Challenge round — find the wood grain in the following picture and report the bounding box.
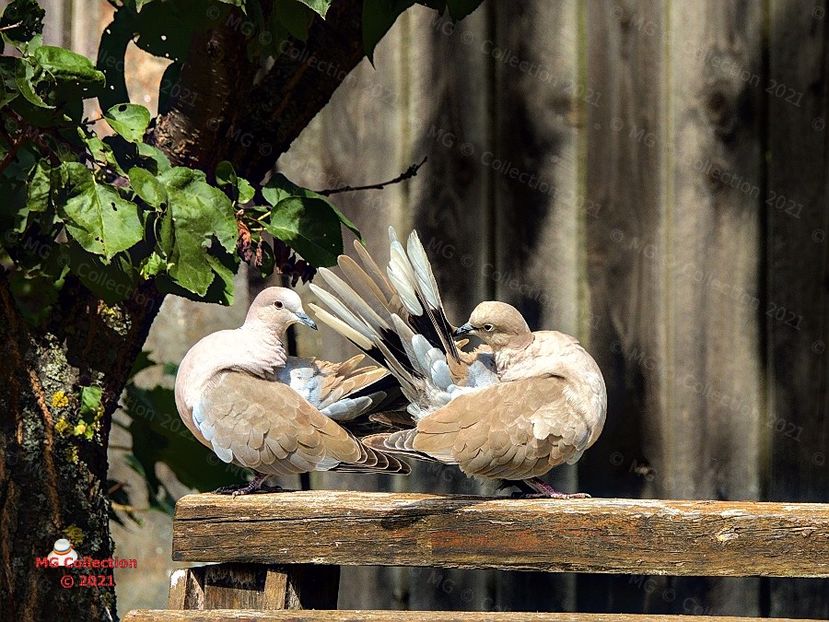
[490,0,582,611]
[172,491,829,577]
[578,0,669,611]
[124,609,827,622]
[766,0,829,617]
[403,4,498,611]
[662,0,766,614]
[167,563,339,610]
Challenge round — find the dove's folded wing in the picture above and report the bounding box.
[193,371,409,475]
[412,376,592,480]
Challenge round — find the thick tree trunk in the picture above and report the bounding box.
[0,1,366,619]
[0,279,164,621]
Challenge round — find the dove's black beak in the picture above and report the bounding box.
[453,322,474,337]
[295,311,318,330]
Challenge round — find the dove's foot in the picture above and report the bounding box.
[509,478,591,499]
[213,475,285,496]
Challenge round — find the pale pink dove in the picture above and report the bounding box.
[308,228,606,498]
[174,286,409,495]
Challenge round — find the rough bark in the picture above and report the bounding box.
[0,1,367,619]
[0,277,165,621]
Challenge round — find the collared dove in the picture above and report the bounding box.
[309,228,606,498]
[174,286,410,495]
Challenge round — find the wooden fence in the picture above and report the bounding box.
[20,0,829,618]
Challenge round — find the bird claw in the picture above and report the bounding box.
[510,478,591,499]
[212,475,285,496]
[513,491,592,500]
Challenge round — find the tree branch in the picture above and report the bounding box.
[226,0,366,182]
[315,157,428,196]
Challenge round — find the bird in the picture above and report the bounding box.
[174,286,410,496]
[308,228,606,498]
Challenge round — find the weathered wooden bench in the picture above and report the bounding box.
[125,491,829,621]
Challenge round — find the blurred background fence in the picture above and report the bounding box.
[19,0,829,618]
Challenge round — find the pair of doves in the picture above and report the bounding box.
[175,228,607,497]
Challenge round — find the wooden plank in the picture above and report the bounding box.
[275,7,414,611]
[167,563,339,610]
[172,491,829,577]
[397,4,497,611]
[578,0,669,611]
[169,569,205,610]
[659,0,766,615]
[766,0,829,618]
[124,609,827,622]
[490,0,582,611]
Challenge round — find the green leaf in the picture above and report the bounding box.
[0,0,45,45]
[362,0,413,62]
[204,248,237,305]
[67,243,137,303]
[265,196,343,266]
[445,0,484,20]
[263,173,360,239]
[136,142,171,174]
[158,167,236,296]
[274,0,315,41]
[139,251,166,279]
[60,162,143,260]
[80,386,103,418]
[128,167,167,208]
[261,172,297,206]
[8,268,64,325]
[26,161,51,213]
[104,103,151,142]
[296,0,331,18]
[33,46,105,94]
[216,160,255,204]
[15,60,52,108]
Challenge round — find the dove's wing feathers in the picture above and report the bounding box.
[312,227,486,418]
[275,355,394,421]
[195,371,409,475]
[411,376,592,480]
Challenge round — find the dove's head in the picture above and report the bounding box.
[453,301,531,349]
[245,287,317,334]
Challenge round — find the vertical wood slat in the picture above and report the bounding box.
[166,564,340,611]
[766,0,829,617]
[278,8,412,611]
[491,0,581,612]
[405,4,496,611]
[661,0,765,614]
[580,0,669,613]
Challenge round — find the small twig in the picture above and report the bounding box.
[110,502,149,513]
[0,21,22,33]
[315,156,428,196]
[107,481,127,495]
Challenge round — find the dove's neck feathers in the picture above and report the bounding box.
[177,321,288,414]
[238,319,289,373]
[494,331,585,381]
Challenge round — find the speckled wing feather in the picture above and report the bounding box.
[195,371,409,475]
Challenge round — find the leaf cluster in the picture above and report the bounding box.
[0,0,360,315]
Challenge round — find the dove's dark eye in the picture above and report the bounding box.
[274,301,284,309]
[483,323,494,332]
